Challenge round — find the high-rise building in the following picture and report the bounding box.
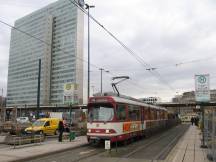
[7,0,84,107]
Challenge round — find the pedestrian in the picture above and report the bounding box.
[58,120,64,142]
[191,117,194,125]
[195,116,199,126]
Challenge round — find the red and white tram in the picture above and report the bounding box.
[87,95,168,143]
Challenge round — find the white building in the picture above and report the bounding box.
[140,97,161,104]
[7,0,84,107]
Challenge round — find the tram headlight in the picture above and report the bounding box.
[88,129,91,133]
[105,129,109,133]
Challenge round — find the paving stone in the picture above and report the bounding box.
[167,125,211,162]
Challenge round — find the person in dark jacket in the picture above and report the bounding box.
[58,121,64,142]
[195,116,199,126]
[191,117,194,125]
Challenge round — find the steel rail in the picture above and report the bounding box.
[153,126,189,160]
[123,125,189,159]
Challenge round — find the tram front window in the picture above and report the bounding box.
[89,105,114,122]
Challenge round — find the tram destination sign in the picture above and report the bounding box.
[195,74,210,103]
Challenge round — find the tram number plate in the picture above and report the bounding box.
[105,140,111,150]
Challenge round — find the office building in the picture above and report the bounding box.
[7,0,84,107]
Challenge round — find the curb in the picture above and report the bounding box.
[9,143,89,162]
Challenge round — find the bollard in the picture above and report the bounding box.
[115,137,117,153]
[39,135,41,144]
[13,137,15,149]
[69,132,75,142]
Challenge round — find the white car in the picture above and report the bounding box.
[16,117,30,123]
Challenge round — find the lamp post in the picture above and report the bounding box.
[1,88,3,108]
[85,3,95,100]
[99,68,109,95]
[37,59,41,119]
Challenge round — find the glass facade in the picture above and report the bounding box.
[7,0,84,107]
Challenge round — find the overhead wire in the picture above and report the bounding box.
[98,56,215,72]
[0,19,148,95]
[146,56,216,71]
[107,71,148,94]
[1,1,168,96]
[3,1,213,97]
[68,0,175,92]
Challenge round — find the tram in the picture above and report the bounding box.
[87,94,169,143]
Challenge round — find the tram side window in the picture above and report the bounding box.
[154,110,157,120]
[165,112,168,119]
[159,111,162,119]
[144,108,149,120]
[161,111,165,119]
[116,104,126,121]
[150,110,154,120]
[128,105,140,121]
[157,111,160,120]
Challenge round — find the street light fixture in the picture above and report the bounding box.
[146,68,157,71]
[85,3,95,101]
[99,68,109,95]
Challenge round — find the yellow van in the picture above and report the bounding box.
[25,118,61,135]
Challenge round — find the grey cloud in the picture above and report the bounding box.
[1,0,216,101]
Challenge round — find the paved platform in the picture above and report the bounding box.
[0,136,87,162]
[0,125,210,162]
[166,125,210,162]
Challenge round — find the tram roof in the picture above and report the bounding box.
[111,96,166,111]
[91,94,166,111]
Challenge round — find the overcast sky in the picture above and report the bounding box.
[0,0,216,102]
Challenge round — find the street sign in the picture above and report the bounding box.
[195,74,210,102]
[105,140,111,150]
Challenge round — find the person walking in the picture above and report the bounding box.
[58,120,64,142]
[191,117,194,125]
[195,116,199,126]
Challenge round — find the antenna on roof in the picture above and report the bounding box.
[111,76,130,96]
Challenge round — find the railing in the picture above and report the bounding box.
[11,135,43,149]
[203,106,216,161]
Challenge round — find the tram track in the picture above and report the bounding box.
[123,124,189,160]
[122,131,171,158]
[153,126,189,160]
[27,124,189,162]
[27,144,106,162]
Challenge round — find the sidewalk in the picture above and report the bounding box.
[0,136,87,162]
[166,125,210,162]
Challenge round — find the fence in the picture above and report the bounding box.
[203,106,216,161]
[5,134,44,149]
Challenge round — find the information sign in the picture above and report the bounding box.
[195,74,210,102]
[105,140,111,150]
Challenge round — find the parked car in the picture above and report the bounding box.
[25,118,61,135]
[16,117,30,124]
